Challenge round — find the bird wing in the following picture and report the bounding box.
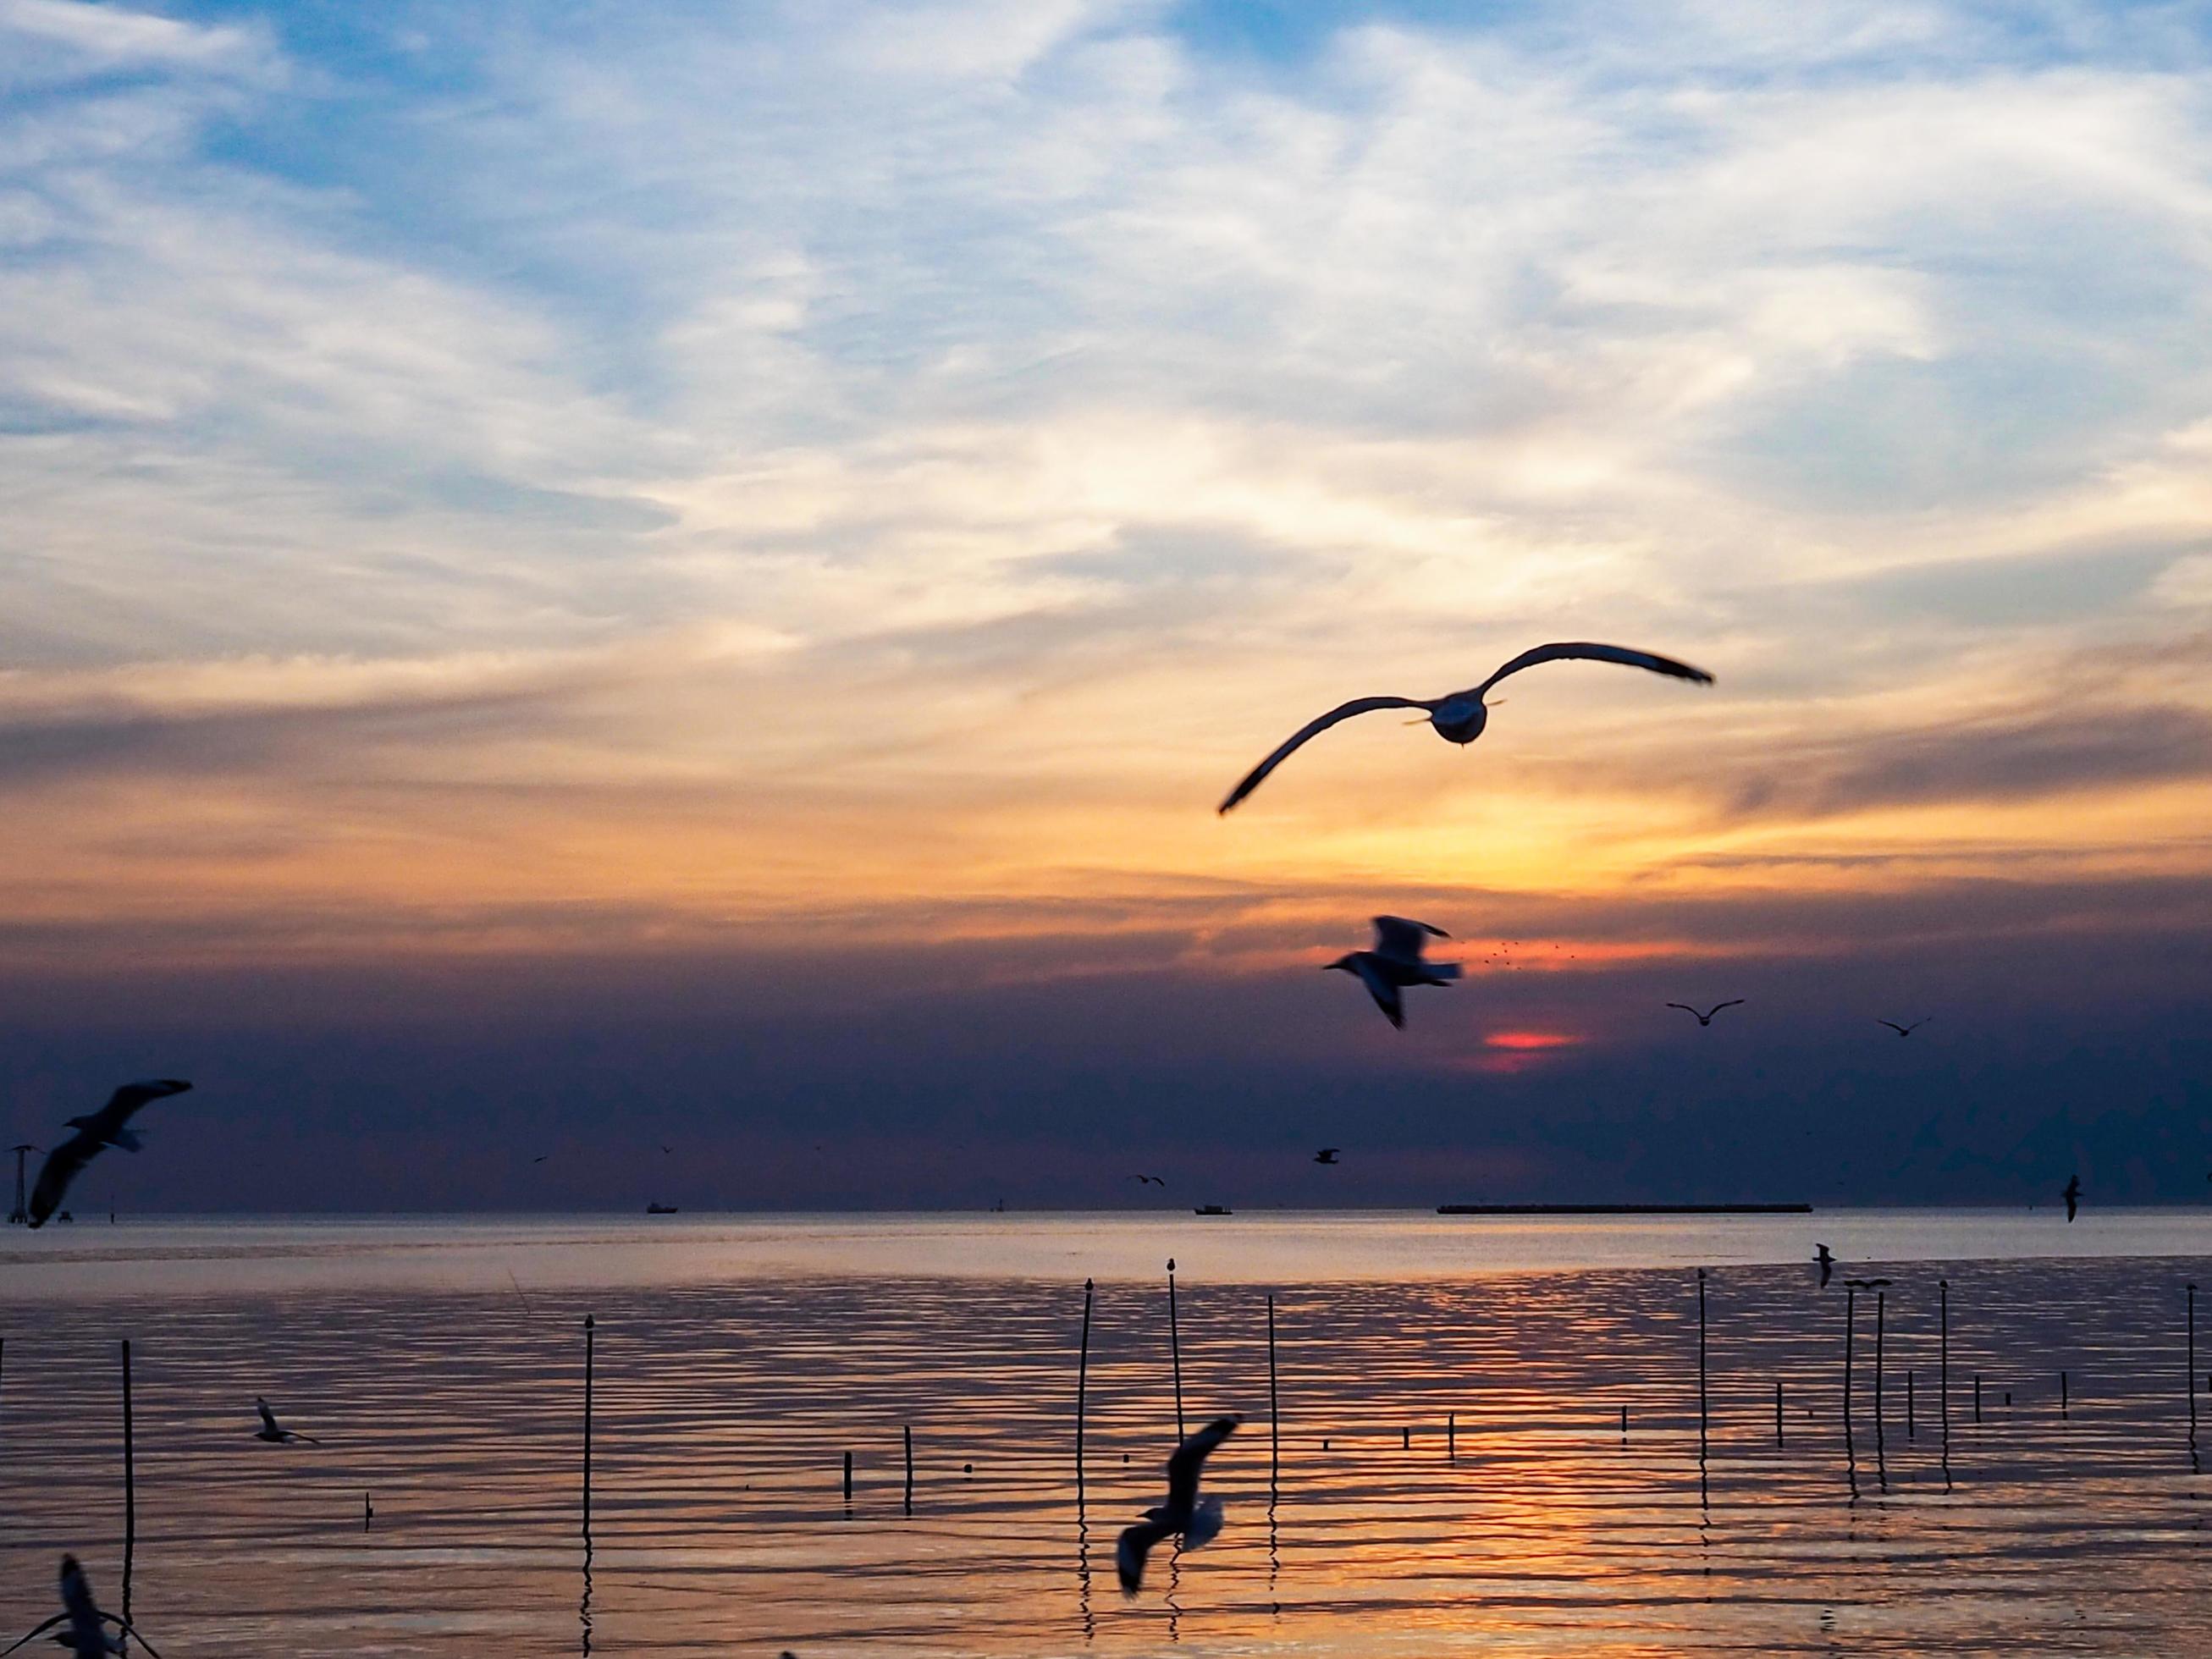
[1877,1020,1906,1035]
[1165,1415,1238,1512]
[1371,916,1446,960]
[101,1615,163,1659]
[0,1613,67,1657]
[1665,1003,1698,1016]
[257,1400,280,1435]
[1116,1518,1174,1594]
[100,1079,191,1123]
[1217,697,1432,813]
[1351,959,1404,1028]
[27,1131,98,1227]
[1470,641,1715,700]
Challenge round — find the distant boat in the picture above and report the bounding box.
[645,1203,680,1215]
[1194,1204,1233,1216]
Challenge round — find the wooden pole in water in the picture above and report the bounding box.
[903,1425,914,1516]
[1939,1279,1950,1449]
[1619,1403,1627,1444]
[2060,1370,2068,1419]
[1696,1270,1708,1460]
[1448,1410,1456,1463]
[1974,1372,1982,1423]
[1906,1370,1915,1440]
[1873,1291,1886,1447]
[582,1315,594,1538]
[843,1450,853,1504]
[2189,1284,2198,1444]
[1266,1292,1279,1493]
[1775,1380,1784,1448]
[1167,1259,1184,1440]
[1076,1278,1094,1489]
[120,1338,135,1637]
[1841,1284,1856,1463]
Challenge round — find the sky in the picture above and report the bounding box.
[3,0,2210,1213]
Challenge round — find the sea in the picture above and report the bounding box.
[5,1209,2212,1656]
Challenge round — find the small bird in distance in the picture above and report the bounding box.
[1814,1243,1834,1288]
[1876,1018,1930,1038]
[1313,1148,1341,1165]
[28,1080,190,1230]
[1668,1000,1744,1027]
[1218,641,1714,813]
[253,1397,323,1446]
[1327,917,1460,1030]
[1132,1174,1166,1187]
[1117,1414,1239,1594]
[2063,1173,2081,1223]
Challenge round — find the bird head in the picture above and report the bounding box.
[1323,954,1357,973]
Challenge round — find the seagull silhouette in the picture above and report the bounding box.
[1667,1000,1744,1027]
[0,1556,163,1659]
[254,1397,323,1446]
[1117,1414,1238,1594]
[2063,1173,2081,1223]
[1326,917,1460,1030]
[1132,1174,1167,1188]
[1814,1243,1834,1288]
[1218,641,1713,813]
[1876,1018,1930,1038]
[28,1080,190,1230]
[1314,1148,1341,1165]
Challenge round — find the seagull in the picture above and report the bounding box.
[1876,1018,1930,1038]
[1217,642,1714,813]
[1326,917,1460,1029]
[1132,1174,1167,1187]
[532,1155,549,1164]
[0,1556,163,1659]
[1667,1000,1744,1027]
[254,1397,323,1446]
[2063,1174,2081,1223]
[27,1081,190,1230]
[1117,1414,1239,1594]
[1314,1148,1341,1165]
[1815,1243,1834,1288]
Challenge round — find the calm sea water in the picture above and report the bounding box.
[5,1210,2212,1655]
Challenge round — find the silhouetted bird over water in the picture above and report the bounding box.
[1668,1000,1744,1027]
[1815,1243,1834,1288]
[4,1555,163,1658]
[1314,1148,1341,1165]
[1326,917,1460,1029]
[254,1397,323,1446]
[28,1079,190,1229]
[1876,1018,1930,1038]
[1217,641,1714,813]
[1117,1415,1238,1594]
[1132,1174,1166,1187]
[2064,1174,2081,1223]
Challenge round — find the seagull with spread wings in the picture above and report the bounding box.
[1313,1148,1341,1165]
[1877,1018,1930,1038]
[2063,1174,2082,1224]
[0,1556,163,1659]
[254,1397,323,1446]
[1117,1415,1239,1594]
[1815,1243,1834,1288]
[1326,917,1460,1030]
[1218,642,1714,813]
[27,1080,190,1229]
[1667,1000,1745,1027]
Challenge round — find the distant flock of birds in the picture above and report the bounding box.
[0,640,2113,1613]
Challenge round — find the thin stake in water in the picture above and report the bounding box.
[1167,1259,1184,1440]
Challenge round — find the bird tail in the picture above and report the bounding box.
[1429,963,1463,983]
[1184,1496,1225,1552]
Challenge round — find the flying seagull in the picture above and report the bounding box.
[1815,1243,1834,1288]
[0,1556,163,1659]
[27,1080,190,1230]
[1217,641,1714,813]
[1667,1000,1744,1027]
[254,1397,323,1446]
[1117,1414,1239,1595]
[1314,1148,1341,1165]
[1132,1174,1167,1187]
[1876,1018,1930,1038]
[1327,917,1460,1030]
[2063,1174,2081,1224]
